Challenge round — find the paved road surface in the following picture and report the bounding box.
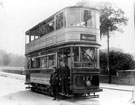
[0,72,134,105]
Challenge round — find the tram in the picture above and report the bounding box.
[25,6,102,96]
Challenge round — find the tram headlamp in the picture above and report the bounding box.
[86,80,91,87]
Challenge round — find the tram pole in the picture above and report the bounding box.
[107,29,111,83]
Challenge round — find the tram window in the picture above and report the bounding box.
[30,30,35,36]
[35,36,39,39]
[31,36,34,41]
[81,47,95,63]
[31,58,40,68]
[40,24,46,36]
[73,47,79,62]
[49,21,54,32]
[26,35,29,44]
[46,21,54,34]
[56,12,64,30]
[35,58,40,68]
[41,56,48,68]
[44,56,48,68]
[35,28,39,36]
[58,47,71,68]
[48,55,56,68]
[83,10,94,27]
[31,58,34,68]
[66,9,81,27]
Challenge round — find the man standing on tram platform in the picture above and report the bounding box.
[50,67,59,100]
[59,59,70,95]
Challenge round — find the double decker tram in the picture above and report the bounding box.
[25,6,102,97]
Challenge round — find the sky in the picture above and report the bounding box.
[0,0,135,55]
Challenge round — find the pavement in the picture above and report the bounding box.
[0,72,25,80]
[100,83,135,92]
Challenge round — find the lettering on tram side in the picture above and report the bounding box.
[80,34,96,41]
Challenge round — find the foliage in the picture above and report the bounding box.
[97,2,128,37]
[9,53,25,67]
[0,49,25,67]
[2,53,11,66]
[100,50,135,75]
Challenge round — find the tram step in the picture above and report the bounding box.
[26,86,31,89]
[58,93,74,97]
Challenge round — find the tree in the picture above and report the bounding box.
[2,53,11,66]
[98,2,128,37]
[100,50,135,75]
[97,2,128,83]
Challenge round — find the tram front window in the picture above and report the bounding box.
[81,47,94,62]
[83,10,94,27]
[73,47,97,67]
[66,8,95,28]
[81,47,95,67]
[66,8,81,27]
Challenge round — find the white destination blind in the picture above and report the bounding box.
[80,34,96,41]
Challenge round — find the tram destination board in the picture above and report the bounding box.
[80,34,96,41]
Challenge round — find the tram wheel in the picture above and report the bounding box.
[31,87,35,92]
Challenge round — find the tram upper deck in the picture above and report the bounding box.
[25,6,100,55]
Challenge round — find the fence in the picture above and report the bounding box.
[100,70,135,85]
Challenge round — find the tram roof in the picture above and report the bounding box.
[25,6,100,35]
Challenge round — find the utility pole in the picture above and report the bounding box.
[107,29,111,83]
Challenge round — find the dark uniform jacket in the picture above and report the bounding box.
[50,72,59,86]
[59,65,70,79]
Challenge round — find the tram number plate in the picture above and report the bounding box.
[80,34,96,41]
